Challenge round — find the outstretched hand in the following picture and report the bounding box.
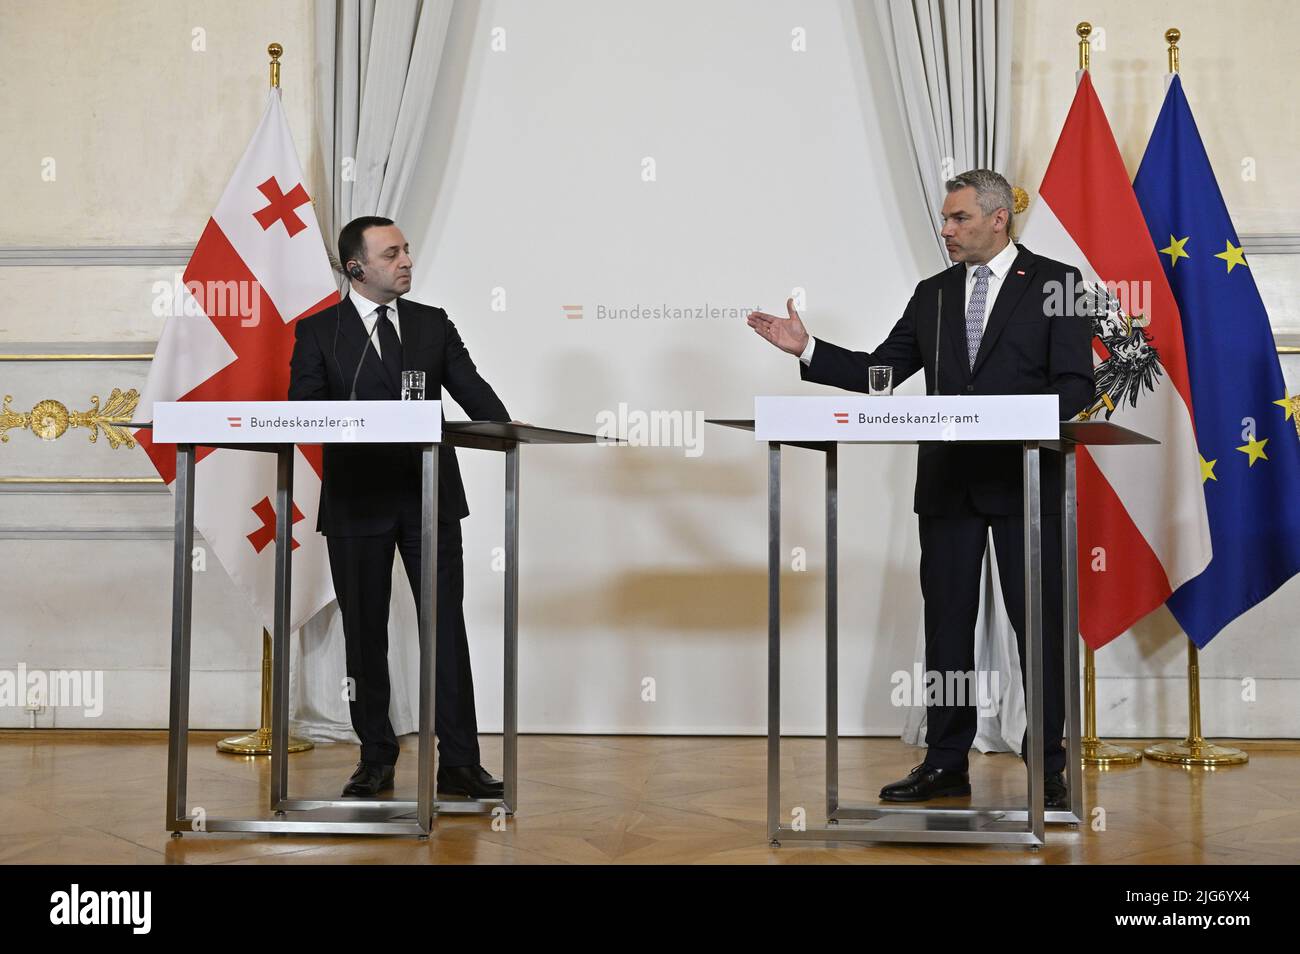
[746,298,810,356]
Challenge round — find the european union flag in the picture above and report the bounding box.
[1133,74,1300,647]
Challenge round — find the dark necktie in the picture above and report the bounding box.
[375,304,403,390]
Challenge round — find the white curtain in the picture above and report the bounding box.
[313,0,456,245]
[870,0,1025,757]
[901,529,1027,754]
[873,0,1014,258]
[291,0,456,745]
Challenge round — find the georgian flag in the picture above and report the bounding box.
[1019,72,1212,648]
[136,90,340,631]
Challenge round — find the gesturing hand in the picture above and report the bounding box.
[746,298,810,357]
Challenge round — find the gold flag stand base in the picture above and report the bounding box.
[217,728,315,756]
[1081,737,1143,766]
[1143,737,1248,766]
[1143,640,1248,767]
[217,628,315,757]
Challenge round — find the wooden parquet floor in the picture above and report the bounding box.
[1,731,1295,864]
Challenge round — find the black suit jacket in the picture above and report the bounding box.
[800,244,1094,516]
[288,295,509,535]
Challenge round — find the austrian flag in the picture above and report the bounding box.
[137,90,339,631]
[1020,72,1212,648]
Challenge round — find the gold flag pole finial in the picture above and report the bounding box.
[268,42,283,89]
[1077,22,1092,72]
[1165,28,1181,74]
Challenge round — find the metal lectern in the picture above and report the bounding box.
[710,395,1156,848]
[151,401,603,837]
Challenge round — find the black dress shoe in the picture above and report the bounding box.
[1044,771,1068,810]
[879,763,971,802]
[437,764,504,799]
[341,761,395,797]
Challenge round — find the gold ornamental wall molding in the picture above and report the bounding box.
[0,388,140,448]
[0,349,153,483]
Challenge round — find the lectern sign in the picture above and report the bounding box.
[754,395,1060,442]
[153,400,442,444]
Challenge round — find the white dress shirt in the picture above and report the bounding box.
[349,286,402,359]
[798,240,1019,366]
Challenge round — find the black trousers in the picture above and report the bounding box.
[917,510,1067,775]
[326,513,481,767]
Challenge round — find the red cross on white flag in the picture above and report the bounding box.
[253,176,313,237]
[136,90,340,631]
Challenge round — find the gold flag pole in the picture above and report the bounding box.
[218,629,314,755]
[1063,22,1143,767]
[217,41,313,758]
[1081,645,1141,765]
[1145,640,1248,765]
[1139,28,1245,768]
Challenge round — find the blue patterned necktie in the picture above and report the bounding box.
[965,264,992,370]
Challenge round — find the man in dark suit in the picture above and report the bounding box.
[747,170,1094,809]
[289,215,509,799]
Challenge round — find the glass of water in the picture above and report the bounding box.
[868,365,893,396]
[401,369,426,401]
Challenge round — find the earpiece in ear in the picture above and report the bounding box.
[347,263,364,281]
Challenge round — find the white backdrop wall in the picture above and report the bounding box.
[1,0,1296,741]
[402,0,936,735]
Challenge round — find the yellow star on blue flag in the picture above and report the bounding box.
[1133,75,1300,647]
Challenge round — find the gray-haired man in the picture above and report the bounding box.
[747,170,1095,808]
